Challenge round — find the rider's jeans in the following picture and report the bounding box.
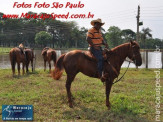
[90,46,104,76]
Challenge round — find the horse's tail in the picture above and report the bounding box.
[51,51,57,65]
[9,50,16,69]
[41,50,47,56]
[52,54,65,80]
[25,50,28,62]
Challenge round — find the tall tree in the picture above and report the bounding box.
[121,29,136,42]
[35,31,52,47]
[105,26,122,48]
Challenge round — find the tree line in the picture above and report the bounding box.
[0,12,162,49]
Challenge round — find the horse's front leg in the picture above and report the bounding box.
[105,80,113,110]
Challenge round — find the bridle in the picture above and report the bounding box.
[112,43,140,84]
[128,43,141,65]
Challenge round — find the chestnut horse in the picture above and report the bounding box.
[24,48,34,73]
[9,47,26,76]
[41,47,56,72]
[52,41,142,109]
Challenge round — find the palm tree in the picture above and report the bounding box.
[140,27,152,49]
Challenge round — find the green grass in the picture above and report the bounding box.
[0,47,12,54]
[0,68,162,121]
[0,47,87,55]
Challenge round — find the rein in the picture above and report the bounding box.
[112,60,131,84]
[103,43,139,84]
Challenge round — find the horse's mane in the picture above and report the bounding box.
[107,42,130,63]
[111,42,130,52]
[111,41,140,52]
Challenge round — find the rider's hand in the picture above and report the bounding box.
[105,43,109,49]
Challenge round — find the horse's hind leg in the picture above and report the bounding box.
[53,60,56,68]
[26,61,29,73]
[22,62,25,75]
[31,60,34,72]
[17,63,20,76]
[11,63,16,76]
[66,74,76,108]
[44,60,46,71]
[48,60,51,73]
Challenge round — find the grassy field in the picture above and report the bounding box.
[0,47,12,54]
[0,68,162,122]
[0,47,86,54]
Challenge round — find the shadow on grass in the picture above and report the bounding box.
[62,104,149,122]
[12,71,39,79]
[60,93,150,122]
[54,84,150,121]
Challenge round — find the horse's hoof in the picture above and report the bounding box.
[106,102,111,110]
[106,104,111,110]
[69,104,73,108]
[107,106,111,110]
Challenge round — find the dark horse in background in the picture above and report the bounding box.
[24,48,34,73]
[41,47,56,72]
[9,46,34,76]
[52,41,142,109]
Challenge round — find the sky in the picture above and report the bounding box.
[0,0,163,39]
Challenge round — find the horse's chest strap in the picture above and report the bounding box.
[106,61,119,77]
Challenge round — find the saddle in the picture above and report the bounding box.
[42,47,50,56]
[84,48,119,81]
[43,47,50,50]
[17,47,24,55]
[84,48,112,61]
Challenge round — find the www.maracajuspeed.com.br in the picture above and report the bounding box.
[2,12,94,19]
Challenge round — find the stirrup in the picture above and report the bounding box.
[100,73,109,82]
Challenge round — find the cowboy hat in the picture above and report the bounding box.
[91,18,105,26]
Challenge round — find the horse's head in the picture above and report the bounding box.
[128,41,142,66]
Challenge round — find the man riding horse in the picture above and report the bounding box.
[86,18,109,81]
[18,43,25,54]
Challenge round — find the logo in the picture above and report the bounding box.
[2,105,33,121]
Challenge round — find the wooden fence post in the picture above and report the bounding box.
[146,50,148,69]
